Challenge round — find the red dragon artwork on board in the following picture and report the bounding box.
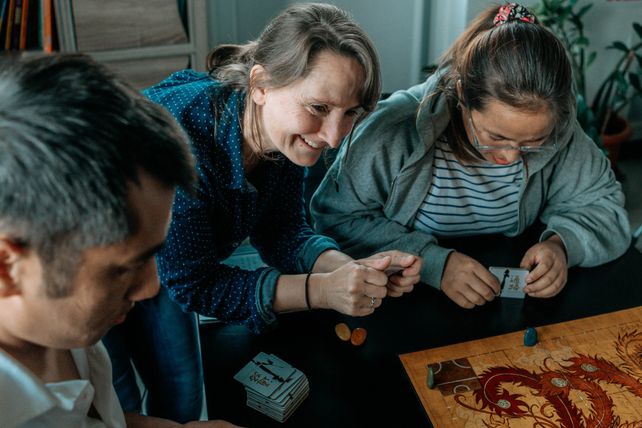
[453,330,642,427]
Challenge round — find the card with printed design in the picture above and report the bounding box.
[489,266,528,299]
[233,360,281,397]
[254,352,296,383]
[270,368,305,402]
[234,352,309,422]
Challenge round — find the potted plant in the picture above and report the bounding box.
[535,0,642,165]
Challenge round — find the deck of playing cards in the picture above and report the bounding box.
[489,266,529,299]
[234,352,309,422]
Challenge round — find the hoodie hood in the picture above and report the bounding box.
[412,71,578,176]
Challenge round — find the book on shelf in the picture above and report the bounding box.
[0,0,8,45]
[0,0,56,52]
[18,0,28,49]
[40,0,52,52]
[4,0,15,50]
[10,0,22,50]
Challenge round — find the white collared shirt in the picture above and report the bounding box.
[0,341,126,428]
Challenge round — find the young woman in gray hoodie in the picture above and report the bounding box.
[311,3,630,309]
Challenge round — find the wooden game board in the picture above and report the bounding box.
[399,307,642,427]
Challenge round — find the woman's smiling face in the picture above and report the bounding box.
[249,50,365,167]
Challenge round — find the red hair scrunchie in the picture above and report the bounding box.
[493,2,536,27]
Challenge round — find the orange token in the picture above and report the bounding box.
[350,327,367,346]
[335,323,351,341]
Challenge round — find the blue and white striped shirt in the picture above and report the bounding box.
[413,139,523,237]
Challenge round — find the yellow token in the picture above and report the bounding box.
[350,327,367,346]
[335,323,351,341]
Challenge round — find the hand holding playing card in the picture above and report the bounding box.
[359,250,422,297]
[313,258,389,316]
[520,234,568,298]
[441,252,500,308]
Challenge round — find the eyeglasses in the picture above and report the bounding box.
[467,112,557,153]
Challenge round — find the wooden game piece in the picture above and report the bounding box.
[524,327,538,346]
[426,366,435,389]
[350,327,367,346]
[334,323,351,341]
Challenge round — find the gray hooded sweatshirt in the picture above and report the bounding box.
[311,74,631,289]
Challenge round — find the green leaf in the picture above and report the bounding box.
[571,44,584,55]
[612,93,626,106]
[615,70,626,84]
[637,54,642,69]
[630,73,641,91]
[634,22,642,40]
[577,4,593,18]
[587,51,597,67]
[575,36,589,47]
[608,41,629,52]
[576,93,588,109]
[614,72,628,98]
[559,8,571,21]
[575,94,604,151]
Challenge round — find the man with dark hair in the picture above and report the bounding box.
[0,54,240,428]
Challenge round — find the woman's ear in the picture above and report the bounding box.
[0,238,24,297]
[249,64,268,106]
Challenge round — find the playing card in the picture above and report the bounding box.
[489,266,528,299]
[270,368,305,402]
[233,359,284,397]
[247,371,304,411]
[384,266,403,276]
[281,383,309,421]
[254,352,296,383]
[235,352,309,422]
[246,378,309,422]
[247,399,283,421]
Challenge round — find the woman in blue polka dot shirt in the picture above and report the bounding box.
[103,3,422,422]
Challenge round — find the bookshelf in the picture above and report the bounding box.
[54,0,208,89]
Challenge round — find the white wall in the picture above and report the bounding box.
[207,0,429,94]
[206,0,641,132]
[207,0,287,45]
[296,0,429,94]
[427,0,469,64]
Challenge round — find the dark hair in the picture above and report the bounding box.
[435,3,574,161]
[0,54,196,297]
[206,2,381,152]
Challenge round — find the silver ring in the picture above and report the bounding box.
[369,296,376,308]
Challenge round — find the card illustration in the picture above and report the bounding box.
[489,266,528,299]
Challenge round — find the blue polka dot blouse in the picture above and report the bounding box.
[145,70,339,333]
